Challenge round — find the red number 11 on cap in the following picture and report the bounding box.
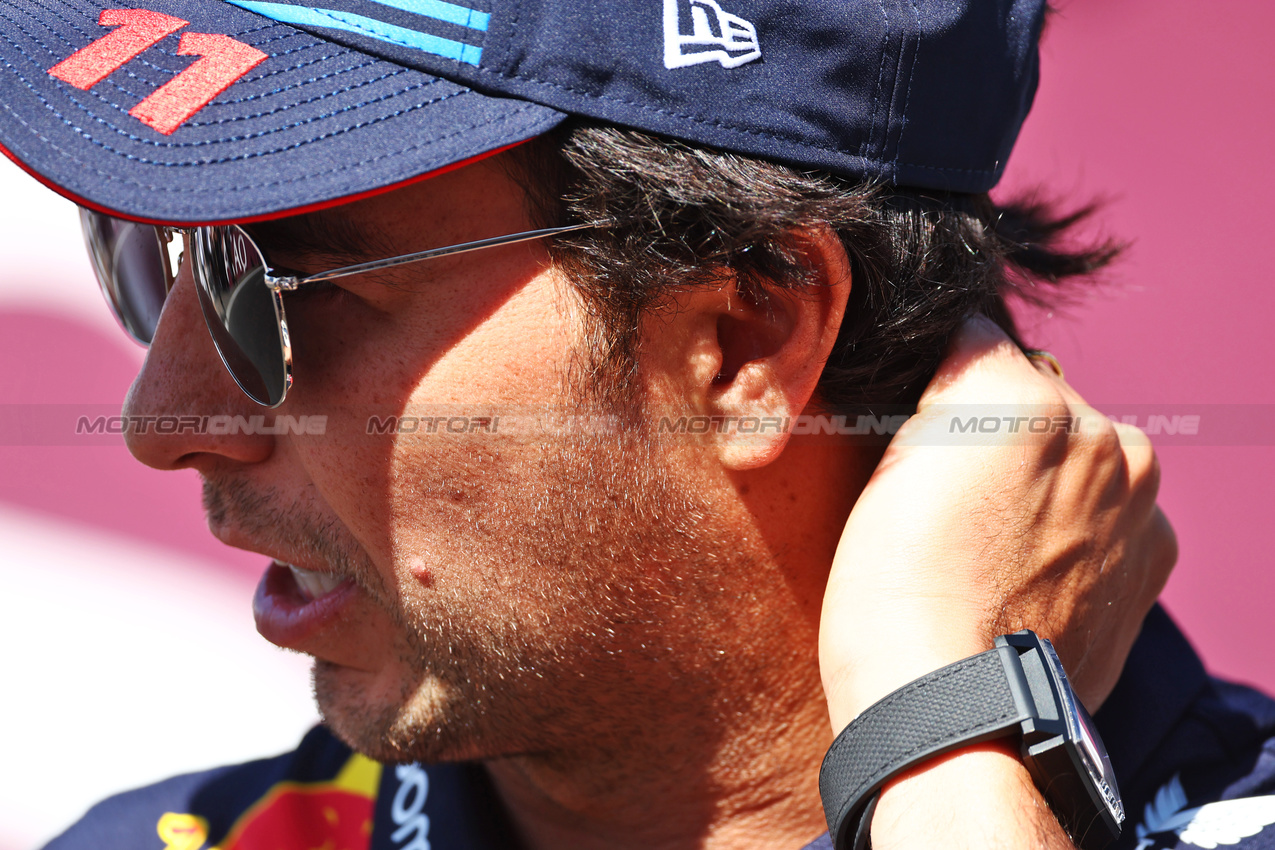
[49,9,266,135]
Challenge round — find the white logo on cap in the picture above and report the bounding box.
[662,0,760,69]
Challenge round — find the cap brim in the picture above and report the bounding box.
[0,0,563,225]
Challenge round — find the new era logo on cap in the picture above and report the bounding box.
[1,0,1048,224]
[662,0,760,70]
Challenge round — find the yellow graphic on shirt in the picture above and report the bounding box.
[157,812,210,850]
[154,753,382,850]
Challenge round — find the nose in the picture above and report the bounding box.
[123,259,275,471]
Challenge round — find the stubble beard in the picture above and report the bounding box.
[204,404,743,770]
[316,416,737,768]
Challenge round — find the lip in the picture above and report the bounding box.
[253,561,358,650]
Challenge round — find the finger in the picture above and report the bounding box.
[1113,421,1160,508]
[1016,352,1159,490]
[1020,351,1159,489]
[1027,354,1087,406]
[1019,351,1099,434]
[1008,345,1157,472]
[1111,419,1153,449]
[1048,368,1156,488]
[1144,506,1179,601]
[918,315,1060,410]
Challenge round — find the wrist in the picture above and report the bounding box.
[822,626,991,730]
[870,741,1066,849]
[818,631,1124,850]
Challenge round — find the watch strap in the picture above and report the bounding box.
[819,646,1032,850]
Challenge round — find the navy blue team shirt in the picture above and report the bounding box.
[47,607,1275,849]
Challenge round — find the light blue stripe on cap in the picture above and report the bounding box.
[368,0,489,31]
[227,0,483,65]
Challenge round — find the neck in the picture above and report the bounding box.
[485,436,869,850]
[485,652,833,850]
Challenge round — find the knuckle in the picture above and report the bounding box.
[1018,385,1068,417]
[1129,442,1162,495]
[1110,420,1153,448]
[1080,413,1124,454]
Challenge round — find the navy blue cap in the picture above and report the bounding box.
[0,0,1045,224]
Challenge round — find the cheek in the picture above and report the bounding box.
[295,263,580,408]
[377,300,583,575]
[291,302,415,410]
[290,270,587,588]
[398,270,583,405]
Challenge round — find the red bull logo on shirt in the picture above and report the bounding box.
[156,753,381,850]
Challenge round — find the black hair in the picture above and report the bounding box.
[508,120,1118,412]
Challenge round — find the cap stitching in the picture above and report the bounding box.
[9,0,98,53]
[1,21,471,152]
[2,1,198,91]
[186,67,418,127]
[2,83,549,194]
[13,0,337,93]
[495,0,519,70]
[31,0,283,46]
[210,41,360,88]
[2,0,124,67]
[863,0,889,162]
[880,10,908,169]
[191,53,386,106]
[187,70,421,127]
[19,0,281,74]
[94,49,390,118]
[5,6,433,138]
[2,41,470,159]
[77,81,461,155]
[889,0,920,170]
[1,3,1000,181]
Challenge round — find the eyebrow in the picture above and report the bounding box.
[244,208,396,270]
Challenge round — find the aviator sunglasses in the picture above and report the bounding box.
[80,208,589,407]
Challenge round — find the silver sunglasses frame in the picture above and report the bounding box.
[194,221,590,407]
[83,207,589,408]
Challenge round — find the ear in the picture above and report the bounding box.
[643,226,852,470]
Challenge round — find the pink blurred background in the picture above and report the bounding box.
[997,0,1275,693]
[1,0,1271,844]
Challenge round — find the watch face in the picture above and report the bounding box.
[1039,639,1125,824]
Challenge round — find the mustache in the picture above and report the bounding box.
[202,475,385,598]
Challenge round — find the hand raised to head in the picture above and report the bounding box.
[819,316,1176,731]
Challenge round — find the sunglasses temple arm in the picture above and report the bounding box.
[269,223,592,291]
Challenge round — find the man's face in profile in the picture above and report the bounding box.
[124,153,772,767]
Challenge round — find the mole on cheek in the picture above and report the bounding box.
[407,556,434,588]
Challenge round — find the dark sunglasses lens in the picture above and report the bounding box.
[80,209,174,345]
[191,228,289,406]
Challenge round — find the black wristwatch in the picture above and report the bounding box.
[818,630,1123,850]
